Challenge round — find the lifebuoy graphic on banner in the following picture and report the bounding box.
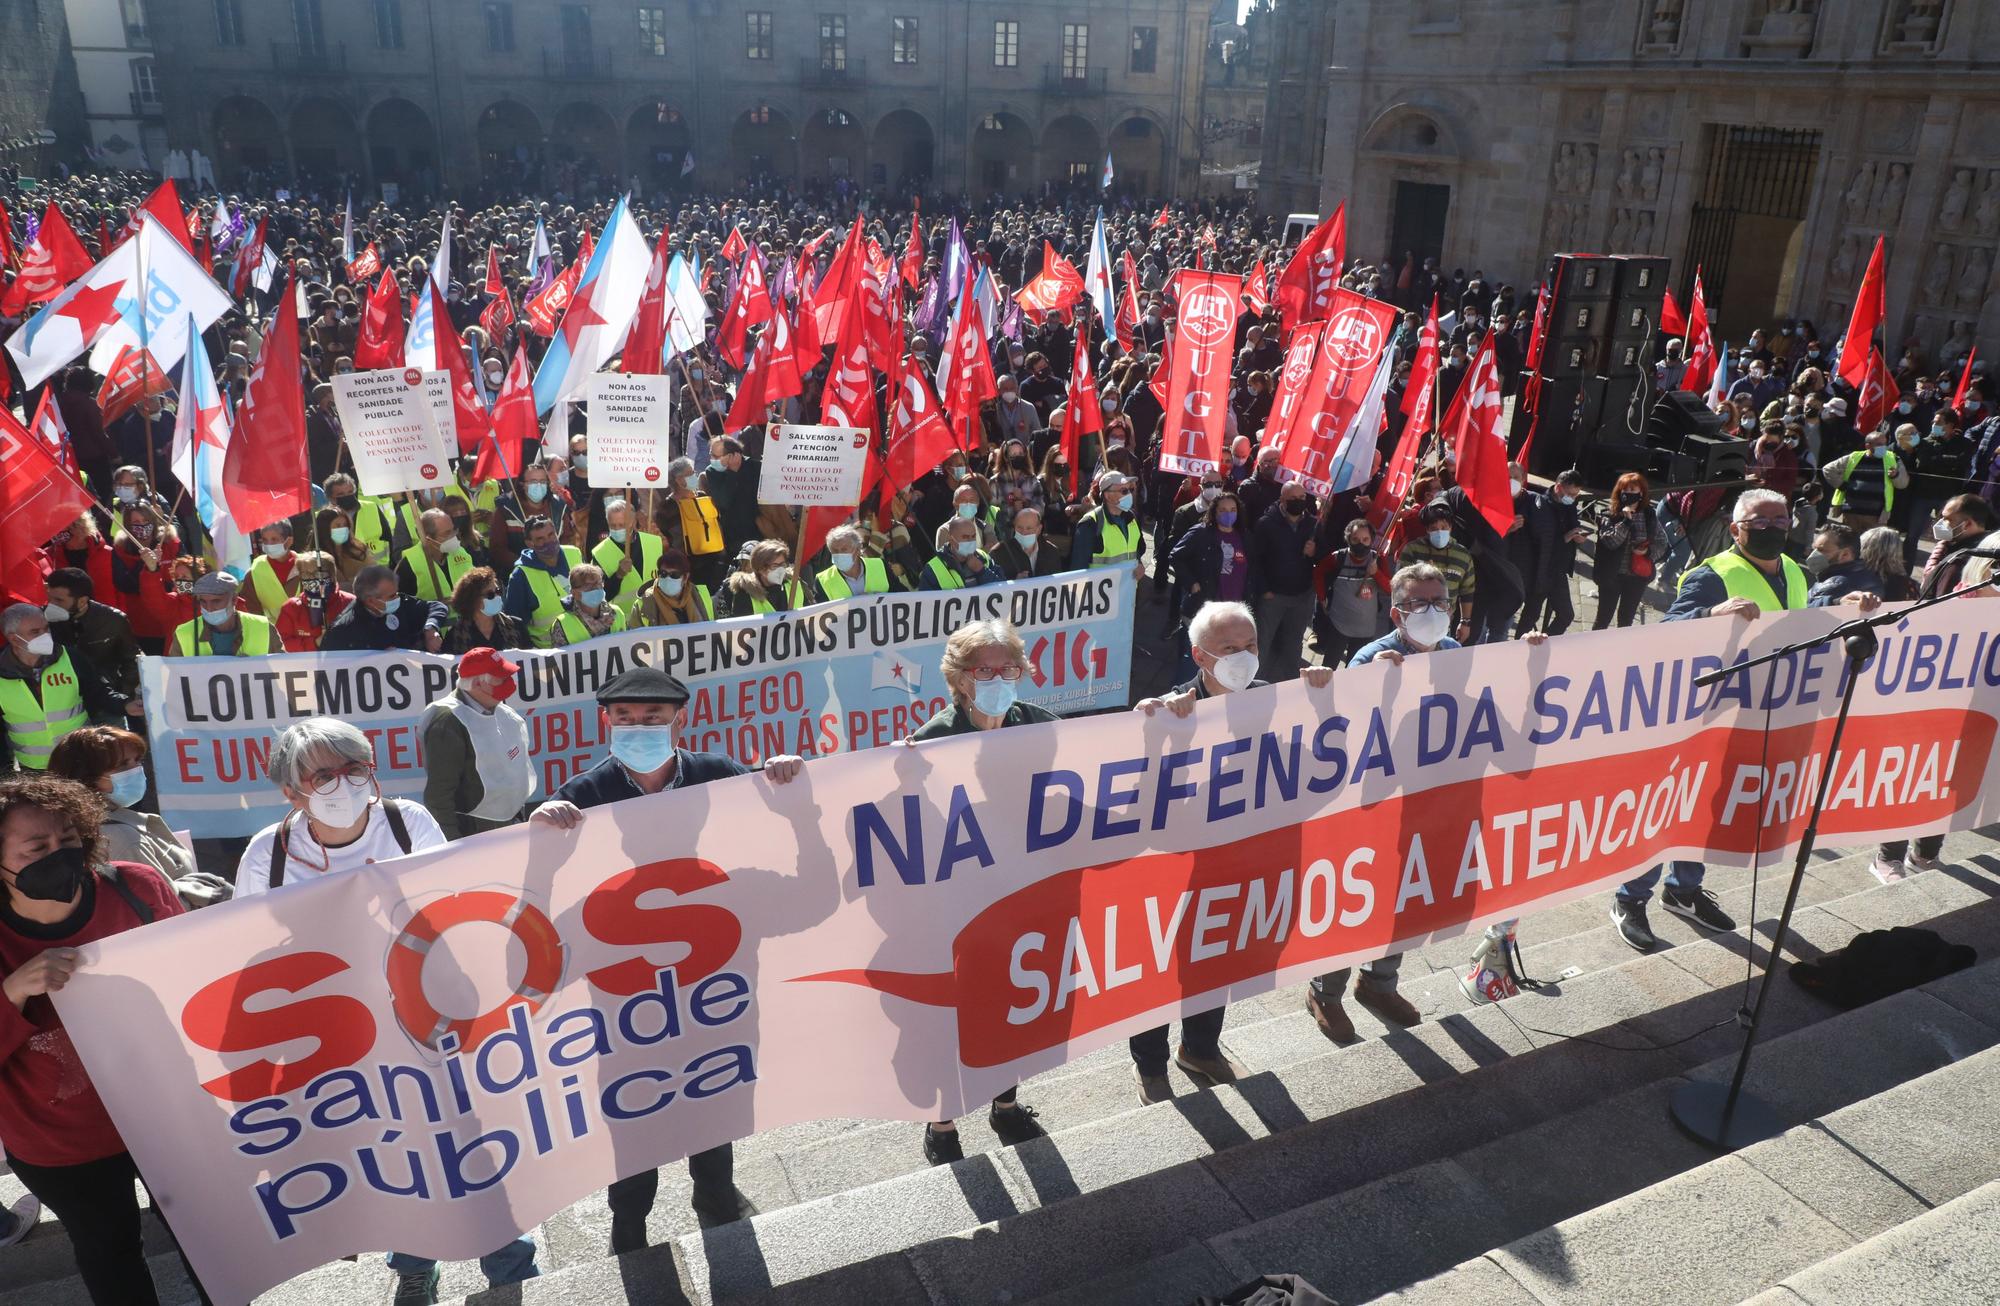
[386,891,567,1054]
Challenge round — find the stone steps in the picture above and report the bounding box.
[1743,1178,2000,1306]
[1,832,1992,1305]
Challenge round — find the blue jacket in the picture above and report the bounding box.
[503,547,574,624]
[1807,560,1884,608]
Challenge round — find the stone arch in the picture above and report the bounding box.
[551,102,618,175]
[971,110,1035,194]
[729,104,796,183]
[476,100,544,186]
[365,98,437,194]
[626,101,692,194]
[1041,114,1104,193]
[211,95,285,186]
[800,106,865,183]
[288,97,361,184]
[872,108,935,193]
[1108,111,1167,198]
[1361,103,1463,159]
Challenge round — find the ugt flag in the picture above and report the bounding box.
[6,216,232,391]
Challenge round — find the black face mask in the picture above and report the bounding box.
[336,495,361,512]
[1348,542,1370,557]
[1283,500,1308,517]
[1739,526,1788,561]
[1620,492,1643,505]
[11,844,87,903]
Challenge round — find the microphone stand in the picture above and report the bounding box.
[1670,571,1998,1150]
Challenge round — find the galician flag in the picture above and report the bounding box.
[663,252,708,360]
[340,192,353,262]
[168,316,250,576]
[1101,152,1115,191]
[404,213,453,370]
[532,196,653,413]
[1084,209,1116,327]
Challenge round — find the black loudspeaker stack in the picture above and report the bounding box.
[1520,252,1671,482]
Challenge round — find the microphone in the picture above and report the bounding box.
[1959,546,2000,560]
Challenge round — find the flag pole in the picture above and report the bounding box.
[136,215,158,505]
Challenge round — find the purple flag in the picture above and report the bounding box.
[911,274,948,346]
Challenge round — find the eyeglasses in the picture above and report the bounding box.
[301,761,372,795]
[968,665,1026,682]
[1737,516,1791,529]
[1394,599,1454,615]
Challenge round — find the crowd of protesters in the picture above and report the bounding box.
[1,161,1999,1304]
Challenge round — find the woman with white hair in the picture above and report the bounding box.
[904,619,1057,1165]
[234,716,447,896]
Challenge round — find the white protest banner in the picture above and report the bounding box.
[759,423,869,506]
[584,372,673,488]
[143,569,1137,836]
[59,602,2000,1303]
[331,368,455,495]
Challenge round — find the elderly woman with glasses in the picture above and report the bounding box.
[903,619,1058,1166]
[234,716,448,897]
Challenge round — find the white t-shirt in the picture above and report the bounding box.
[235,799,447,898]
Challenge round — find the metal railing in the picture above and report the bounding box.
[542,47,605,78]
[1043,64,1107,94]
[271,40,346,73]
[800,54,865,86]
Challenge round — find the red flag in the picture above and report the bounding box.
[353,268,406,371]
[133,181,195,254]
[714,244,773,368]
[1158,271,1243,475]
[812,216,868,343]
[1151,207,1171,231]
[900,209,924,289]
[1149,330,1174,409]
[346,243,382,283]
[1275,203,1346,336]
[0,203,92,315]
[1439,333,1514,536]
[27,390,75,473]
[1014,241,1086,324]
[524,260,580,337]
[1062,323,1103,495]
[1262,324,1323,457]
[480,288,515,339]
[1244,259,1270,316]
[1682,269,1717,395]
[790,273,824,371]
[575,228,595,268]
[483,245,504,298]
[230,216,269,300]
[224,275,312,530]
[939,266,997,447]
[195,229,214,276]
[0,196,15,270]
[476,346,536,484]
[621,237,671,376]
[883,345,955,500]
[1399,297,1442,433]
[801,288,884,564]
[1375,301,1440,535]
[1275,291,1398,494]
[97,216,114,259]
[1520,280,1553,416]
[725,313,804,431]
[1856,346,1900,435]
[0,404,95,604]
[1116,250,1143,355]
[1659,286,1686,338]
[1953,348,1978,413]
[428,276,494,455]
[96,345,172,426]
[721,226,749,263]
[1836,235,1886,391]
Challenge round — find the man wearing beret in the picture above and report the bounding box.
[531,666,803,1248]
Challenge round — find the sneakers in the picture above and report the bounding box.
[1869,854,1911,885]
[1611,898,1657,951]
[1306,986,1357,1043]
[391,1265,441,1306]
[1354,983,1421,1028]
[1136,1067,1174,1105]
[1661,887,1736,932]
[1906,854,1944,873]
[0,1194,36,1250]
[989,1102,1046,1147]
[1172,1045,1244,1086]
[922,1123,964,1166]
[689,1184,755,1227]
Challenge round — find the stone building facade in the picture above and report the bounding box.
[1266,0,2000,364]
[0,0,90,179]
[141,0,1213,203]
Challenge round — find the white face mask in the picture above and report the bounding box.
[1206,648,1259,693]
[41,603,69,624]
[1933,518,1954,541]
[765,565,790,586]
[22,633,54,658]
[1199,485,1222,503]
[1401,608,1452,648]
[306,775,373,830]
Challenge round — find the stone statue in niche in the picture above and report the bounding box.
[1955,245,1991,309]
[1941,320,1976,370]
[1974,171,2000,237]
[1616,149,1640,200]
[1829,233,1861,286]
[1554,143,1576,194]
[1610,208,1634,248]
[1574,144,1597,194]
[1897,0,1946,45]
[1921,243,1955,306]
[1544,200,1573,251]
[1567,205,1590,247]
[1873,161,1909,225]
[1844,162,1876,221]
[1647,0,1684,45]
[1641,147,1664,201]
[1749,0,1817,50]
[1633,210,1656,251]
[1939,168,1973,231]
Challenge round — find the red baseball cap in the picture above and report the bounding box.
[458,647,520,680]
